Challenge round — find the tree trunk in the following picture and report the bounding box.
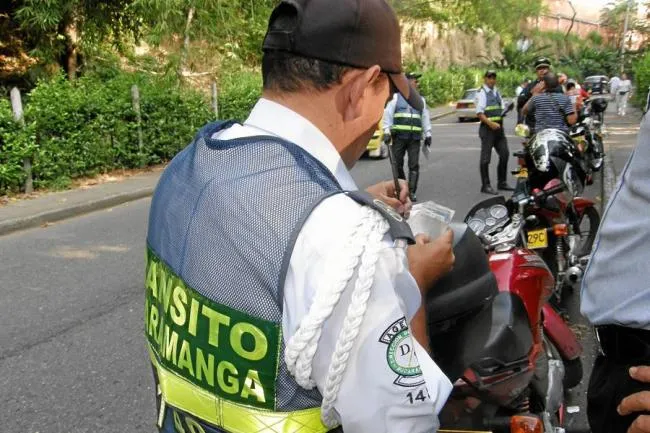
[63,20,79,81]
[178,5,196,80]
[565,1,577,40]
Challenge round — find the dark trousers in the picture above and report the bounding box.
[393,134,420,194]
[588,326,650,433]
[479,123,509,187]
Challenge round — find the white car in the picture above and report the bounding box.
[456,89,479,122]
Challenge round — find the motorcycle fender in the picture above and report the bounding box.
[542,304,583,361]
[573,197,595,215]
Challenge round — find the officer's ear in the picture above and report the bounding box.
[340,65,382,121]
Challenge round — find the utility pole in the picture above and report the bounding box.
[620,0,633,73]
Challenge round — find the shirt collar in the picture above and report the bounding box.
[483,84,499,94]
[244,98,358,190]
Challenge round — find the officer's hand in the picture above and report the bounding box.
[618,366,650,433]
[489,121,502,131]
[382,133,391,145]
[365,179,412,217]
[407,230,455,295]
[424,137,432,148]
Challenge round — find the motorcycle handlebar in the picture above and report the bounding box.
[533,184,566,203]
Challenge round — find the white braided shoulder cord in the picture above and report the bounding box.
[285,206,390,428]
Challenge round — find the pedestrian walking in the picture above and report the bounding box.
[617,73,632,116]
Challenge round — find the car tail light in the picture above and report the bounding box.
[553,224,568,236]
[510,415,543,433]
[457,103,467,109]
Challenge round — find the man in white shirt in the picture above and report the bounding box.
[616,73,633,116]
[145,1,454,433]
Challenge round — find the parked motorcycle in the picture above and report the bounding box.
[572,96,607,172]
[424,193,582,433]
[512,128,601,302]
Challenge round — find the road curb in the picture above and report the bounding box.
[0,187,154,237]
[430,110,455,121]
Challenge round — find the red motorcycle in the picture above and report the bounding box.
[425,191,582,433]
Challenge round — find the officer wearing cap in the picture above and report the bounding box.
[145,1,454,432]
[517,57,552,131]
[382,72,432,202]
[475,70,512,195]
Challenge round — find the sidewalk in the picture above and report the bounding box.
[0,104,457,236]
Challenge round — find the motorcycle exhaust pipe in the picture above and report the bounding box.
[564,266,584,288]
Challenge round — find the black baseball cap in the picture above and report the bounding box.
[534,57,552,69]
[484,70,497,78]
[262,0,424,111]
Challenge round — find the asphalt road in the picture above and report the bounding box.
[0,109,639,432]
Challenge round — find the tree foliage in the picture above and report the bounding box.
[390,0,544,42]
[9,0,141,79]
[132,0,277,68]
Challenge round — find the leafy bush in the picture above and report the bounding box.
[218,70,262,121]
[633,52,650,107]
[0,71,214,193]
[0,98,36,193]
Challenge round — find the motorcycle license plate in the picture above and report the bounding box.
[527,229,548,249]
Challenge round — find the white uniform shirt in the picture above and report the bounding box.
[214,98,452,433]
[618,79,632,93]
[383,93,433,138]
[475,84,505,114]
[609,76,621,94]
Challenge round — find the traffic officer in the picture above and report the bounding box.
[145,1,454,433]
[382,73,432,202]
[517,57,552,131]
[475,70,512,195]
[581,111,650,433]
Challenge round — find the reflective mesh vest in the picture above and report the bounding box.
[145,120,413,433]
[481,87,504,123]
[391,93,423,139]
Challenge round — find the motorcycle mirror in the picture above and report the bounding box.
[525,215,539,225]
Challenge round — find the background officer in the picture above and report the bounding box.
[383,73,432,202]
[475,70,512,195]
[517,57,552,132]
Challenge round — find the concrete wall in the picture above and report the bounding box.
[401,21,502,69]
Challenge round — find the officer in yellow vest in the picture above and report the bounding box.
[475,70,513,195]
[382,73,432,202]
[145,0,454,432]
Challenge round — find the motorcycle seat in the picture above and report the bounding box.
[426,223,499,326]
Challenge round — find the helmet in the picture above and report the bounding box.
[590,97,608,114]
[515,123,531,137]
[527,128,587,196]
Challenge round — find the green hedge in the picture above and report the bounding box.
[0,72,220,193]
[418,68,528,105]
[0,65,532,194]
[634,52,650,107]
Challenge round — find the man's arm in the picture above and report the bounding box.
[288,197,452,432]
[383,96,397,135]
[422,100,432,139]
[563,96,577,125]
